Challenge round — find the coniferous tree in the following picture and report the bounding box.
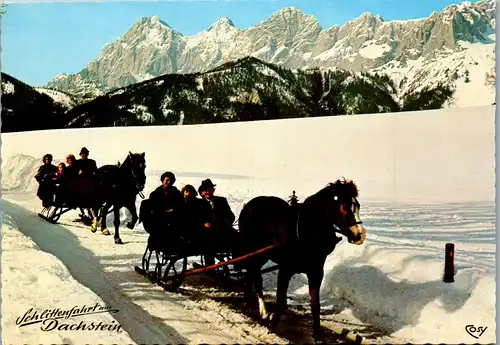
[401,83,455,111]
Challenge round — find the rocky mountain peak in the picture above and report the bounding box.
[263,6,320,30]
[44,0,496,100]
[273,6,304,16]
[208,16,235,30]
[135,15,172,29]
[350,11,383,31]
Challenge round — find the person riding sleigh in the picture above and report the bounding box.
[197,179,238,267]
[34,154,58,208]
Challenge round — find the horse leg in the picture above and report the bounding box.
[242,259,258,311]
[269,268,293,331]
[113,205,123,244]
[242,273,254,311]
[126,202,138,229]
[89,207,99,233]
[82,208,88,218]
[307,268,325,339]
[100,204,111,236]
[243,259,269,322]
[254,267,270,322]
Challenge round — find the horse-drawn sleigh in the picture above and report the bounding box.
[35,149,367,339]
[134,178,366,340]
[37,151,147,244]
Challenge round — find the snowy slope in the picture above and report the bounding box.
[3,105,494,203]
[35,87,79,109]
[375,41,496,107]
[1,73,71,132]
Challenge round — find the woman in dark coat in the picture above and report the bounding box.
[144,172,183,237]
[174,184,212,244]
[64,154,79,178]
[34,154,58,207]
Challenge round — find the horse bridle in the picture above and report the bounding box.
[348,197,363,227]
[294,196,362,241]
[332,196,363,234]
[126,157,146,199]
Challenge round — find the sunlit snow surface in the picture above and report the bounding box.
[1,106,495,344]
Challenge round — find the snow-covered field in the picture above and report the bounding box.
[0,105,495,344]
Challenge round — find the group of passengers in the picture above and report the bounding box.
[141,172,237,267]
[34,147,98,207]
[35,148,238,266]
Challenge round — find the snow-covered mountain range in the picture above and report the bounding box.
[45,0,496,107]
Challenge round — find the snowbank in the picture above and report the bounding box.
[319,235,495,344]
[1,210,137,344]
[0,106,495,343]
[1,105,495,204]
[1,154,42,193]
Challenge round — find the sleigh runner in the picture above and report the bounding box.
[133,232,280,291]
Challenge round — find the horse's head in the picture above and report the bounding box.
[124,151,147,191]
[326,178,366,245]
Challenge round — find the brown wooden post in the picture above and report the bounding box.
[443,243,455,283]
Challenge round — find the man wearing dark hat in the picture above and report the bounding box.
[198,179,236,267]
[147,172,183,234]
[76,147,98,178]
[34,153,58,207]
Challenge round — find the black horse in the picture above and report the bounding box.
[237,178,366,338]
[90,152,147,244]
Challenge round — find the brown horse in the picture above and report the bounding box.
[236,178,366,338]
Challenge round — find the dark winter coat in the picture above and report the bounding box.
[202,196,235,229]
[35,163,58,206]
[174,197,213,238]
[64,165,79,179]
[76,158,98,178]
[201,196,239,265]
[140,185,183,249]
[35,163,58,184]
[148,185,183,226]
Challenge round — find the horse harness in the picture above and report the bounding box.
[293,196,362,242]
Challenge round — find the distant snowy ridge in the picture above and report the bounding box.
[60,55,457,128]
[34,87,79,109]
[45,0,496,108]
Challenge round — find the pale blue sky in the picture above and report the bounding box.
[1,0,480,86]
